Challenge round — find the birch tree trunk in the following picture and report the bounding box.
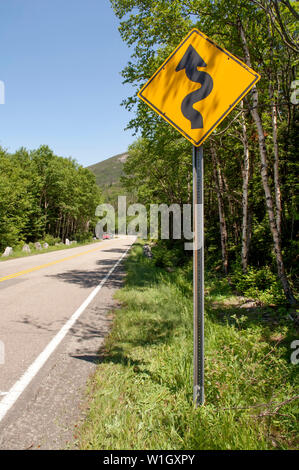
[268,20,283,239]
[239,19,296,304]
[221,169,240,244]
[240,101,251,272]
[270,85,282,238]
[210,142,229,274]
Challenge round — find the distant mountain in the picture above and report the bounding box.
[87,152,134,206]
[87,152,128,187]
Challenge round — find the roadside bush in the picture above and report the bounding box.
[42,234,61,246]
[151,240,189,268]
[231,265,286,304]
[12,240,26,251]
[74,231,93,243]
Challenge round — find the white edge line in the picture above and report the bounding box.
[0,238,135,423]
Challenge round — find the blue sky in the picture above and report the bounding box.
[0,0,137,166]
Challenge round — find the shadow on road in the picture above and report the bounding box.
[46,261,124,289]
[70,354,100,364]
[99,248,126,254]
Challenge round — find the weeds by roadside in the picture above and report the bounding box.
[79,242,298,450]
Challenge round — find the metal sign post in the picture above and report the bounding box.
[193,145,204,407]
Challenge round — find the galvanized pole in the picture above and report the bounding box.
[193,145,204,407]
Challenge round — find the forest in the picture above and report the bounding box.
[113,0,298,306]
[0,145,102,250]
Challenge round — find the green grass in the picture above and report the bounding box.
[0,239,100,262]
[78,242,299,450]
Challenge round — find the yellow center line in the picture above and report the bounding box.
[0,241,115,283]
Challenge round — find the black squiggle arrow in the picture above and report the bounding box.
[176,45,213,129]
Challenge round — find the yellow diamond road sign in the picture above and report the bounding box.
[138,28,260,146]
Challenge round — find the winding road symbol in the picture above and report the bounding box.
[137,28,260,146]
[176,45,213,129]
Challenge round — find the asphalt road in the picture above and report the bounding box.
[0,236,135,449]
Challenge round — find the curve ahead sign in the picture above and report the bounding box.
[138,28,260,146]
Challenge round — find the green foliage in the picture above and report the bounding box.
[74,231,94,243]
[0,145,102,251]
[231,265,288,305]
[42,234,61,246]
[122,134,192,206]
[151,240,189,268]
